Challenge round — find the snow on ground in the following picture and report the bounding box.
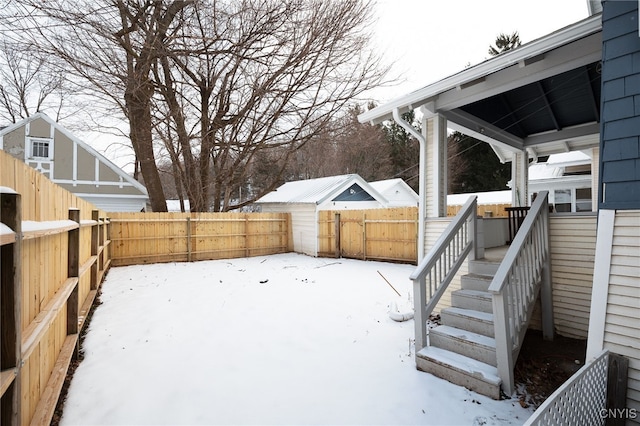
[60,253,533,425]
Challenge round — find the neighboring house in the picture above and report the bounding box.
[369,178,419,207]
[0,113,148,212]
[447,151,595,212]
[255,174,388,256]
[358,0,639,416]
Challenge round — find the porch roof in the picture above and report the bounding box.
[358,14,603,162]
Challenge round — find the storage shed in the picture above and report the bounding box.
[255,174,388,256]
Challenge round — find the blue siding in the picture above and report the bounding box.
[600,1,640,209]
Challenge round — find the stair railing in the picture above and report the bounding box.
[489,190,553,396]
[410,196,478,351]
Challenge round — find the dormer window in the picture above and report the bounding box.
[28,137,53,160]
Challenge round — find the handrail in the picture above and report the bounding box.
[411,196,477,351]
[489,190,552,396]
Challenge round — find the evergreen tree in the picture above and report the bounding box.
[448,132,510,193]
[488,32,521,56]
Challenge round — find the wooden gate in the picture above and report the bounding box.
[318,207,418,264]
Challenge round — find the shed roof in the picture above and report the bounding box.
[256,174,387,205]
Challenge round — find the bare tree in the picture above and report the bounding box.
[0,40,68,123]
[5,0,390,212]
[154,0,390,211]
[3,1,193,211]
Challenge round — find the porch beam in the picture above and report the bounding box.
[523,122,600,147]
[444,108,524,151]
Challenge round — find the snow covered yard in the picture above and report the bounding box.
[60,253,533,425]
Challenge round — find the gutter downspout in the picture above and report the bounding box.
[392,108,427,261]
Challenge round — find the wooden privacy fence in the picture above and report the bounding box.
[108,212,292,266]
[447,203,511,218]
[1,150,110,426]
[318,207,418,263]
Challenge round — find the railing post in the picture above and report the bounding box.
[493,292,514,396]
[1,189,22,426]
[67,208,80,357]
[413,277,427,351]
[540,198,554,340]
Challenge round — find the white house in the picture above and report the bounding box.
[0,113,149,212]
[255,174,388,256]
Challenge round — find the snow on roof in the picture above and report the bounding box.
[256,174,378,204]
[447,190,511,206]
[368,178,401,193]
[545,151,591,166]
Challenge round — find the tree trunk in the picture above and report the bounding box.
[125,79,167,212]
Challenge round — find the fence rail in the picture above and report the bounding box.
[108,212,292,266]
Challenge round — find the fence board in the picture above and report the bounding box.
[108,211,291,266]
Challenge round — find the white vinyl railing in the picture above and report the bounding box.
[489,191,553,396]
[524,350,609,426]
[410,196,478,351]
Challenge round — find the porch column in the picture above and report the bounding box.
[424,113,448,217]
[511,150,529,207]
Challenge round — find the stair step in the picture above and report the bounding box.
[461,273,494,292]
[451,289,493,313]
[416,346,501,400]
[469,258,501,276]
[440,307,494,337]
[429,325,497,366]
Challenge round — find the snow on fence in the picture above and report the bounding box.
[317,207,418,263]
[1,150,111,425]
[108,212,292,266]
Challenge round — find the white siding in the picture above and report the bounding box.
[261,203,317,256]
[529,214,597,339]
[605,210,640,418]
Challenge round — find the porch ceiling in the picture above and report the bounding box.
[359,14,603,162]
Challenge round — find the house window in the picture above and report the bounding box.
[29,138,53,160]
[575,188,592,212]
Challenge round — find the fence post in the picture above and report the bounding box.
[186,217,192,262]
[362,212,366,261]
[606,353,629,426]
[90,210,99,290]
[1,190,22,426]
[334,213,341,258]
[67,208,80,357]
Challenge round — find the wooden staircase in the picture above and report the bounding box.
[415,252,507,400]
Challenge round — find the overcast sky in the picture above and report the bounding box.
[366,0,590,104]
[88,0,592,171]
